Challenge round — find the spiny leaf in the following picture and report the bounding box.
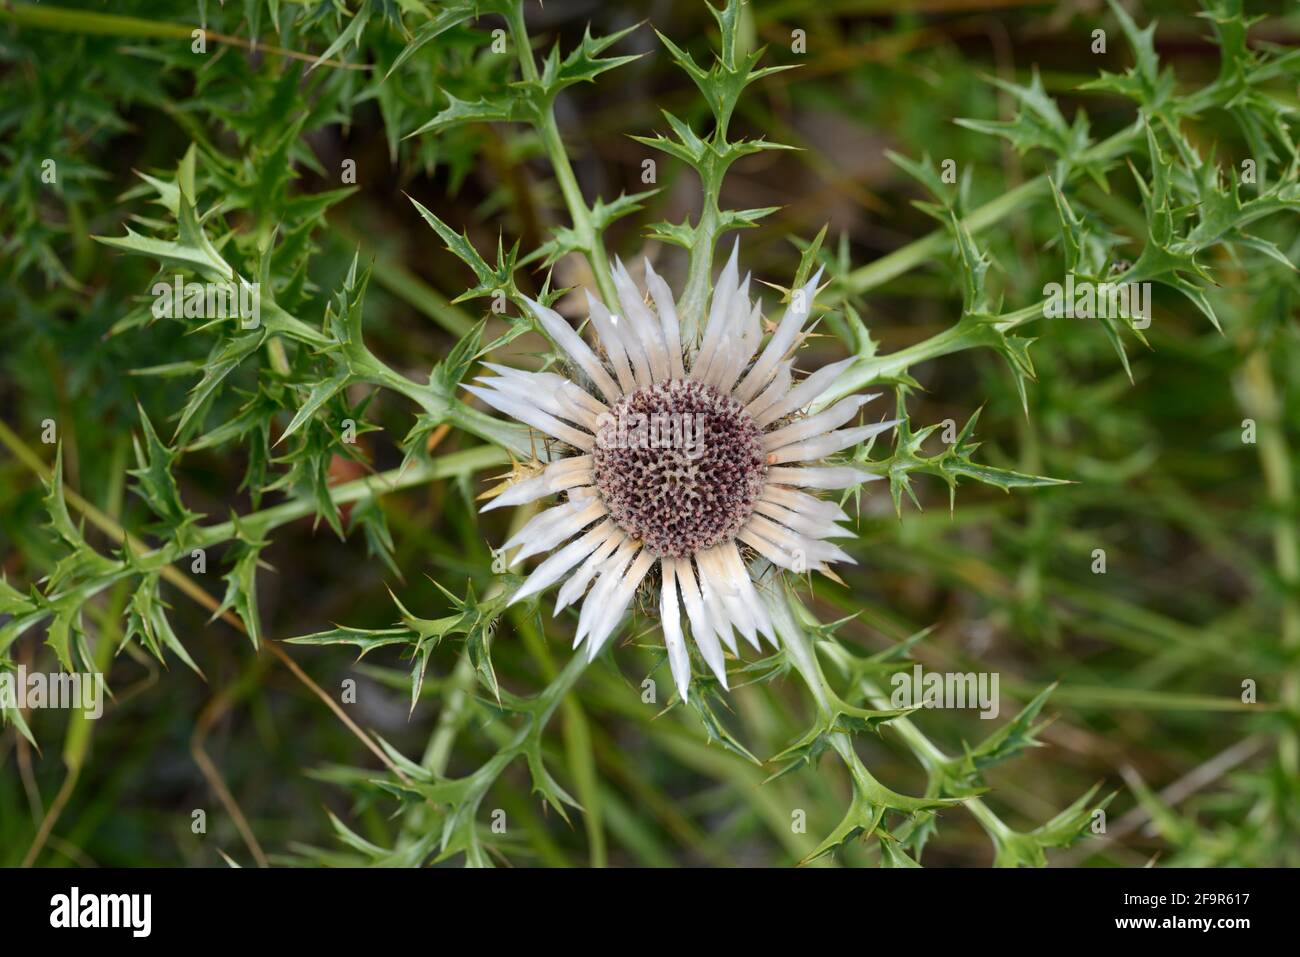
[125,574,204,675]
[128,404,203,538]
[213,532,268,649]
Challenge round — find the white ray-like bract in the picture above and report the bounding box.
[477,244,892,701]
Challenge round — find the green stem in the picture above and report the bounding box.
[194,449,505,544]
[839,126,1141,298]
[530,644,594,733]
[678,189,722,345]
[537,111,620,308]
[1,2,207,39]
[816,127,1144,407]
[773,583,1018,849]
[1235,347,1300,777]
[422,655,476,774]
[854,672,1013,844]
[506,2,619,309]
[512,606,607,867]
[442,648,592,796]
[817,300,1046,409]
[0,439,507,646]
[360,357,534,457]
[768,589,834,718]
[0,2,368,70]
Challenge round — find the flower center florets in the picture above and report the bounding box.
[592,379,767,558]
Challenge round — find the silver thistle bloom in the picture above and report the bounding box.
[469,243,895,700]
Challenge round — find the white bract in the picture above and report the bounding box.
[471,243,894,700]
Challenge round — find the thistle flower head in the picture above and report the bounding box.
[470,243,895,700]
[593,378,766,558]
